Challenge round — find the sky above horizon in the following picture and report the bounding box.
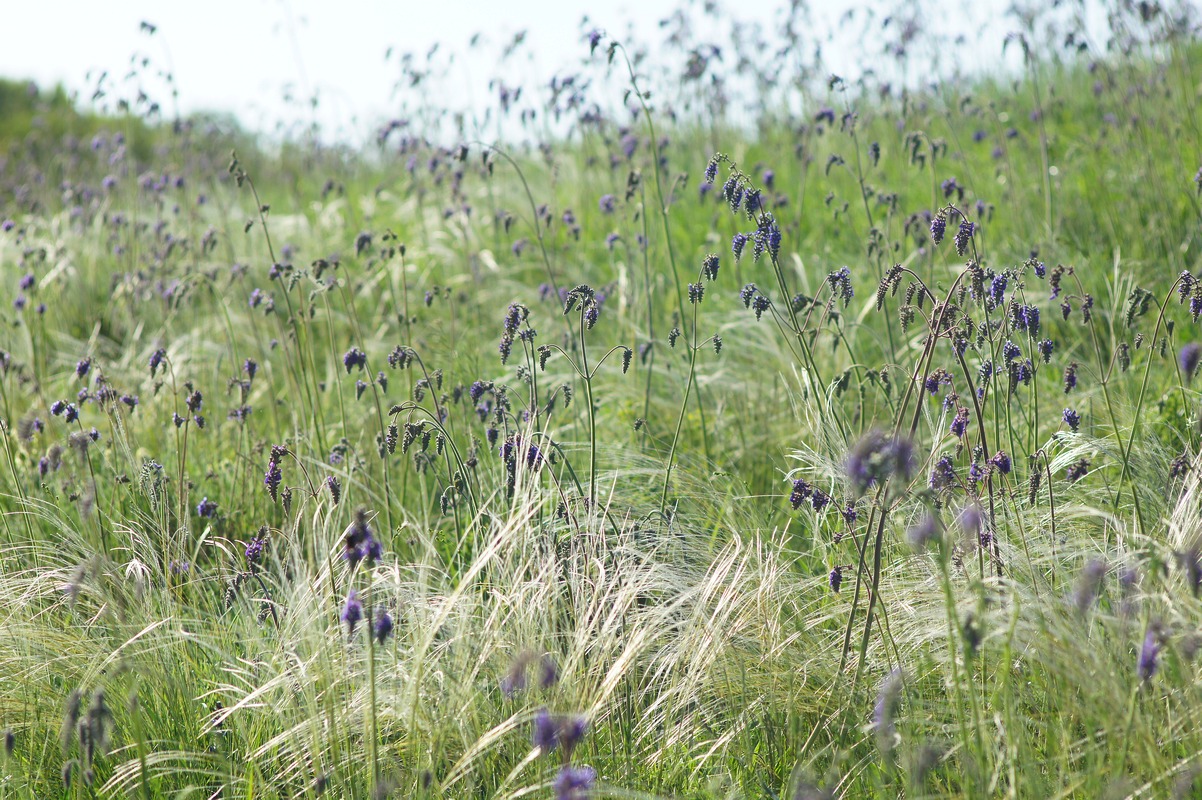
[0,0,1079,144]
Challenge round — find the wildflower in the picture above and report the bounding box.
[1180,343,1201,381]
[828,566,843,593]
[789,479,812,509]
[929,455,957,490]
[1066,458,1090,483]
[75,358,91,379]
[341,591,363,636]
[811,489,830,511]
[245,527,267,565]
[553,765,596,800]
[598,194,616,213]
[1137,626,1160,683]
[702,253,720,281]
[196,497,218,518]
[343,509,381,566]
[732,232,749,260]
[342,347,367,373]
[264,458,282,502]
[355,231,372,256]
[243,358,258,380]
[907,514,942,551]
[373,611,393,644]
[533,708,558,751]
[845,429,916,493]
[951,406,969,438]
[326,475,341,504]
[930,213,946,245]
[1063,362,1078,393]
[954,219,975,257]
[987,274,1007,307]
[1063,408,1080,431]
[540,655,559,689]
[752,295,771,320]
[1012,304,1040,335]
[827,267,853,306]
[990,450,1012,474]
[1038,338,1054,363]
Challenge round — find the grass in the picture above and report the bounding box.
[2,2,1202,797]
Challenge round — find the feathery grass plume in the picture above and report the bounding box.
[873,668,904,754]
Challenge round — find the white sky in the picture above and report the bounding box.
[0,0,1067,144]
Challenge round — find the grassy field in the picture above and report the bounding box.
[2,2,1202,797]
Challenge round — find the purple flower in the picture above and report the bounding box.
[553,765,596,800]
[989,450,1012,474]
[342,591,363,636]
[148,348,166,376]
[245,527,267,565]
[1180,343,1201,381]
[343,347,367,373]
[196,497,218,518]
[533,708,558,751]
[1064,361,1078,393]
[243,358,258,380]
[1012,304,1040,335]
[343,509,381,566]
[1066,458,1090,483]
[954,219,975,257]
[373,611,393,644]
[75,358,91,379]
[326,475,341,504]
[1063,408,1081,431]
[731,232,749,260]
[951,406,969,438]
[828,566,843,593]
[988,274,1007,306]
[264,459,282,502]
[1138,627,1160,682]
[929,455,957,490]
[789,479,812,509]
[845,429,916,493]
[907,514,942,551]
[930,213,946,245]
[598,194,616,213]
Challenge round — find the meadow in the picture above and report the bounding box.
[2,1,1202,797]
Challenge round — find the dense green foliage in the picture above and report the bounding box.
[2,3,1202,798]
